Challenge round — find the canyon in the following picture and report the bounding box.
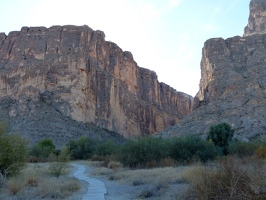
[0,25,193,144]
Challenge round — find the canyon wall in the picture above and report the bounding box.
[160,0,266,140]
[0,25,193,141]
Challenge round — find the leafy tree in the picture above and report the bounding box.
[207,122,234,155]
[0,122,28,177]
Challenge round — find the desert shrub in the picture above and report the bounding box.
[37,177,80,199]
[228,139,266,157]
[67,136,97,159]
[30,138,56,162]
[6,177,26,195]
[38,138,55,150]
[94,140,116,156]
[183,156,266,199]
[49,146,70,178]
[157,158,176,167]
[169,135,218,164]
[107,161,122,169]
[255,146,266,159]
[0,122,28,177]
[119,137,169,168]
[207,122,234,155]
[27,173,38,187]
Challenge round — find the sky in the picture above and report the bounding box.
[0,0,251,96]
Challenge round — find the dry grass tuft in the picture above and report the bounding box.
[37,177,80,198]
[255,146,266,159]
[182,156,266,199]
[158,158,176,167]
[107,161,122,169]
[145,158,176,168]
[27,174,38,187]
[109,166,184,187]
[0,163,81,199]
[6,177,26,195]
[22,167,39,187]
[91,167,113,176]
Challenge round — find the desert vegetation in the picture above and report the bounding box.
[0,121,265,199]
[0,163,80,199]
[0,123,80,199]
[0,122,28,178]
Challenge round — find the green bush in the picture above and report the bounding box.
[119,137,169,168]
[49,146,70,178]
[94,140,116,156]
[30,138,56,161]
[0,122,28,177]
[169,135,218,163]
[67,136,97,159]
[228,139,266,157]
[207,122,234,155]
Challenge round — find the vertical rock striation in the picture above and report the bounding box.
[0,25,193,140]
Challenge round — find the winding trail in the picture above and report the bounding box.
[71,163,107,200]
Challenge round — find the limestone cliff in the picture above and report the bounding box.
[244,0,266,36]
[160,0,266,140]
[0,25,193,142]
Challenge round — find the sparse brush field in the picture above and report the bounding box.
[1,122,266,199]
[86,155,266,200]
[0,163,81,200]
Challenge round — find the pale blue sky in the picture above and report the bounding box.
[0,0,250,96]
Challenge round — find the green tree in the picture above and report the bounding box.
[0,122,28,177]
[207,122,234,155]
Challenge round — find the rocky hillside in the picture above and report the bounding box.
[0,25,193,144]
[160,0,266,140]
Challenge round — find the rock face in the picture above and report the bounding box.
[0,25,193,143]
[160,0,266,140]
[244,0,266,36]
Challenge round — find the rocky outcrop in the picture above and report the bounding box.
[244,0,266,36]
[0,25,193,142]
[159,0,266,140]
